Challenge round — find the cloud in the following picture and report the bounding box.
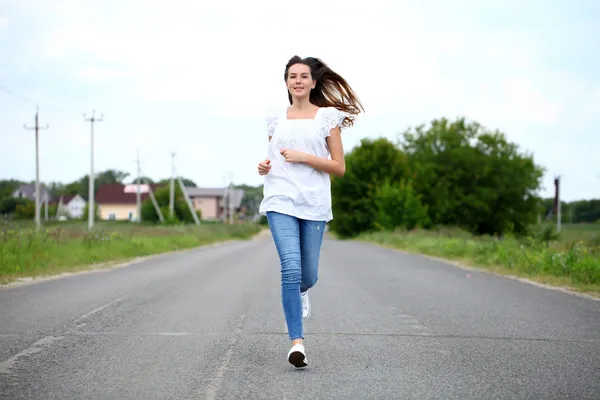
[1,0,599,201]
[74,66,129,84]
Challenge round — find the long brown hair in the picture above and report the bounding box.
[284,55,364,128]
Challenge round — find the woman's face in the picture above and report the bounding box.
[286,63,315,99]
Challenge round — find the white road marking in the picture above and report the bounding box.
[72,295,128,325]
[204,314,246,400]
[0,336,65,374]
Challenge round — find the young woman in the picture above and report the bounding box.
[257,55,364,368]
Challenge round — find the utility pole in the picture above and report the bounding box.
[135,149,142,223]
[554,176,561,233]
[169,152,175,219]
[142,176,165,223]
[23,107,49,230]
[222,175,228,222]
[174,166,200,225]
[83,110,103,230]
[228,171,234,224]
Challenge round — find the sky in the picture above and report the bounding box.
[1,0,599,201]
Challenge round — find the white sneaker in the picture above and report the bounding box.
[301,291,311,319]
[287,343,308,368]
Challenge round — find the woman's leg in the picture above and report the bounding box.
[298,220,326,319]
[299,220,327,293]
[266,211,304,343]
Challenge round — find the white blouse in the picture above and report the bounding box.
[259,106,347,222]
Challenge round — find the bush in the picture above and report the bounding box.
[15,201,35,219]
[373,179,430,231]
[330,117,545,239]
[82,203,100,220]
[0,197,31,216]
[330,137,410,238]
[362,229,600,287]
[141,186,201,223]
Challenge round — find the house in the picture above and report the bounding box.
[95,183,163,221]
[56,194,87,219]
[95,183,244,222]
[12,183,51,203]
[185,187,244,220]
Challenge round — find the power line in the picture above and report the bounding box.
[1,85,35,104]
[1,83,97,116]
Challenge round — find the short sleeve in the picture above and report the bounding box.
[320,107,347,138]
[265,109,281,137]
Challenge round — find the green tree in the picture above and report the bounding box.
[64,169,130,200]
[373,179,430,232]
[0,179,23,199]
[156,178,197,187]
[329,137,411,238]
[570,199,600,223]
[130,176,154,184]
[15,200,35,219]
[235,184,263,216]
[82,203,100,220]
[400,117,544,235]
[0,197,29,215]
[47,181,67,199]
[141,186,201,224]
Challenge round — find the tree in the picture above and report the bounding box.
[47,181,67,199]
[15,200,35,219]
[570,199,600,223]
[0,179,23,199]
[0,197,30,216]
[329,137,411,238]
[400,117,545,235]
[82,203,100,220]
[235,184,263,216]
[0,197,24,215]
[141,185,201,224]
[373,179,430,232]
[130,176,154,184]
[64,169,130,200]
[156,177,197,187]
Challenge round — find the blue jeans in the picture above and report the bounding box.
[266,211,326,341]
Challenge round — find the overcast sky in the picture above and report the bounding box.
[1,0,598,201]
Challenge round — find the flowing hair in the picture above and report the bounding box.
[284,55,364,128]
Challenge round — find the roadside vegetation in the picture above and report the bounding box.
[0,220,261,284]
[360,224,600,295]
[327,117,600,296]
[2,116,599,295]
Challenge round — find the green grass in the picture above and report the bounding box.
[358,223,600,297]
[0,220,262,284]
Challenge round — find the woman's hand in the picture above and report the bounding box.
[280,148,307,163]
[257,159,271,175]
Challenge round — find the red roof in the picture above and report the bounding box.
[95,184,164,204]
[62,195,76,204]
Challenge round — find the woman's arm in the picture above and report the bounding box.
[297,127,346,177]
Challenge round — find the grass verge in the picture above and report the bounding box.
[358,225,600,298]
[0,221,262,284]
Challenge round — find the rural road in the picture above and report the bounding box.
[1,232,599,399]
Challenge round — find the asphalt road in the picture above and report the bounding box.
[1,232,599,399]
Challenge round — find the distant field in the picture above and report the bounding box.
[360,223,600,297]
[0,220,262,284]
[536,223,600,246]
